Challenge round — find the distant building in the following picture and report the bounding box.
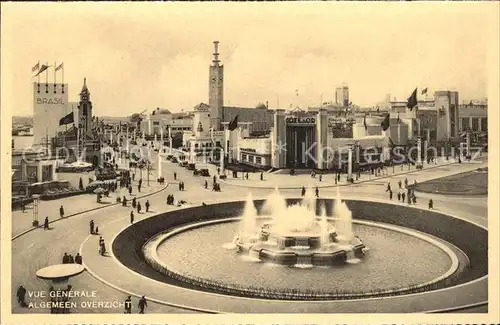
[390,90,461,142]
[335,84,349,107]
[458,99,488,132]
[32,82,69,149]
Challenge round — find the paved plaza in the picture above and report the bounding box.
[10,153,488,313]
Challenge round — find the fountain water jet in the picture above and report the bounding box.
[233,187,367,267]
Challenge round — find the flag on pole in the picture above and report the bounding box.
[381,113,390,131]
[34,64,50,77]
[421,88,428,95]
[55,62,64,71]
[228,115,239,131]
[59,112,74,126]
[363,114,367,130]
[407,88,418,111]
[32,62,40,73]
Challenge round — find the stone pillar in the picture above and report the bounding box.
[347,148,353,181]
[157,153,162,178]
[466,132,471,158]
[272,109,287,168]
[416,137,423,168]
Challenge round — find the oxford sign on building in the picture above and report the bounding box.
[285,116,316,125]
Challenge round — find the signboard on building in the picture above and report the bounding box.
[285,116,316,125]
[32,83,69,147]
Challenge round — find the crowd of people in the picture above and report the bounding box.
[62,252,83,265]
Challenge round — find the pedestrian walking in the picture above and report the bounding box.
[43,217,49,230]
[16,285,26,307]
[386,183,391,192]
[319,175,322,182]
[260,172,264,181]
[398,180,402,189]
[138,295,147,314]
[130,210,135,224]
[428,199,434,209]
[122,196,127,207]
[301,186,306,197]
[217,167,220,175]
[402,192,406,202]
[124,296,132,314]
[132,197,137,208]
[174,172,177,180]
[213,175,216,184]
[95,226,99,234]
[22,202,25,213]
[205,180,208,189]
[132,173,135,181]
[412,195,417,204]
[90,220,95,234]
[389,190,393,200]
[145,200,150,212]
[128,186,132,196]
[404,178,408,188]
[139,179,142,188]
[179,182,182,191]
[397,192,401,201]
[137,202,141,214]
[246,172,249,180]
[315,186,319,198]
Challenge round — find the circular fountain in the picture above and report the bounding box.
[232,188,367,267]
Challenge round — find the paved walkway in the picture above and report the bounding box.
[10,153,489,313]
[218,155,488,189]
[12,173,166,238]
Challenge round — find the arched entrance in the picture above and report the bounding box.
[92,155,99,167]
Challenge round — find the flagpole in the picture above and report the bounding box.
[45,61,49,93]
[37,60,40,92]
[54,61,57,92]
[62,63,65,93]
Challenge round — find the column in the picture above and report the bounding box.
[466,132,471,158]
[416,137,422,167]
[157,152,162,178]
[168,126,172,154]
[347,148,353,181]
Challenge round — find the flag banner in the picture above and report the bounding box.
[421,88,428,95]
[55,62,64,71]
[363,114,367,130]
[59,112,74,126]
[407,88,418,111]
[228,115,239,131]
[34,64,49,77]
[381,113,390,131]
[32,62,39,72]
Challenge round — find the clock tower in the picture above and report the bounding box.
[77,77,93,137]
[209,41,224,131]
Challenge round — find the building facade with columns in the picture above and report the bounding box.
[458,100,488,132]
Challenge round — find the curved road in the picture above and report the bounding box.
[11,155,488,314]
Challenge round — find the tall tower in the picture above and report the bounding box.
[77,78,93,137]
[209,41,224,130]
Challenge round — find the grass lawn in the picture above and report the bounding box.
[414,170,487,195]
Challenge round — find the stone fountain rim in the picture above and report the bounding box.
[143,217,459,300]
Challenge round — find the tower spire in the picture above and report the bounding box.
[212,41,220,66]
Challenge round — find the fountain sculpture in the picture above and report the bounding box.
[231,187,367,267]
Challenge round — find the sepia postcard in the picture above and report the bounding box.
[1,2,499,325]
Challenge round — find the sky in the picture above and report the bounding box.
[1,2,496,117]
